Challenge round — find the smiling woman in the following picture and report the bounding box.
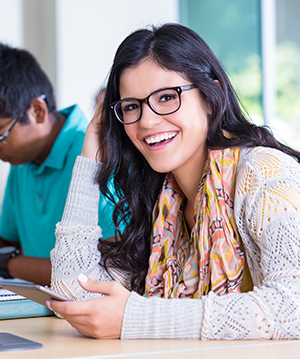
[120,59,209,178]
[50,23,300,341]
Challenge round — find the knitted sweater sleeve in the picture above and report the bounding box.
[200,147,300,340]
[121,147,300,340]
[50,156,204,337]
[50,156,112,301]
[51,151,300,340]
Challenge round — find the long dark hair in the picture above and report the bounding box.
[98,23,300,294]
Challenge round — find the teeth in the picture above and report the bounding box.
[145,132,177,145]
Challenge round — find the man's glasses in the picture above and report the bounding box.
[110,84,197,124]
[0,94,47,143]
[0,118,18,142]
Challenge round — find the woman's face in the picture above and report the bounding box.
[119,59,209,179]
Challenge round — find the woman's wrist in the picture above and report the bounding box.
[81,132,99,159]
[81,119,103,161]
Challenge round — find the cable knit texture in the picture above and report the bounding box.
[51,156,112,300]
[51,148,300,339]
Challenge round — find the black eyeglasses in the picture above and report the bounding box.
[0,94,47,143]
[0,118,18,142]
[110,84,197,124]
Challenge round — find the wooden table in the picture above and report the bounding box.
[0,316,299,358]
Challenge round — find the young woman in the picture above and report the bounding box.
[49,23,300,340]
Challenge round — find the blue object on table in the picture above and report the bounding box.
[0,299,54,320]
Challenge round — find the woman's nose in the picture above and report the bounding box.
[139,103,162,129]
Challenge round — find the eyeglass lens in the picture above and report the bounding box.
[115,88,180,124]
[0,118,17,142]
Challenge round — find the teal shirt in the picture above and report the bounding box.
[0,105,115,257]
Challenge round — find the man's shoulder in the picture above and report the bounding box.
[55,105,88,156]
[59,104,89,130]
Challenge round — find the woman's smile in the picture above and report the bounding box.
[144,131,178,148]
[120,58,209,179]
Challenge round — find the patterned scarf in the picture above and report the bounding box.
[145,147,244,298]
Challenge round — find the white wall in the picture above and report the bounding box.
[55,0,179,119]
[0,0,23,47]
[0,0,179,210]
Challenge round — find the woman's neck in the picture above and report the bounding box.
[179,173,202,232]
[172,148,208,230]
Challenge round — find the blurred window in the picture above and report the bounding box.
[180,0,300,150]
[180,0,262,119]
[276,0,300,150]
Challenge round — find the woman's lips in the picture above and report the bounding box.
[144,132,178,147]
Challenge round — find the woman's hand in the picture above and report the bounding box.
[81,100,106,162]
[48,274,130,339]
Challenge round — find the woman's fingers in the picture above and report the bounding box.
[77,273,126,296]
[48,297,89,316]
[48,276,131,339]
[81,100,106,161]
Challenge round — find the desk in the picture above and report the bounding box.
[0,316,299,359]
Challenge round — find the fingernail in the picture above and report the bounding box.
[78,273,88,283]
[46,301,53,311]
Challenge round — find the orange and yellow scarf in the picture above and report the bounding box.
[145,147,244,298]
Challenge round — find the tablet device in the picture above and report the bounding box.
[0,282,72,307]
[0,333,43,351]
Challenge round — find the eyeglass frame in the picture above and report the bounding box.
[0,94,47,143]
[110,84,197,125]
[0,118,18,142]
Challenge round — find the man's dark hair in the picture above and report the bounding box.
[0,43,56,123]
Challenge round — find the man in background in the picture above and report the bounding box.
[0,43,115,285]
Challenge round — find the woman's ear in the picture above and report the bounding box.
[214,79,222,89]
[28,96,48,124]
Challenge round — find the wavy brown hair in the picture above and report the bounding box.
[97,23,300,294]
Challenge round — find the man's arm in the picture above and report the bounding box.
[1,235,51,285]
[6,255,51,286]
[0,235,21,250]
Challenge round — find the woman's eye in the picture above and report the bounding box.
[159,94,177,102]
[123,103,139,112]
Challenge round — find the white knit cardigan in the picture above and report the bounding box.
[51,146,300,340]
